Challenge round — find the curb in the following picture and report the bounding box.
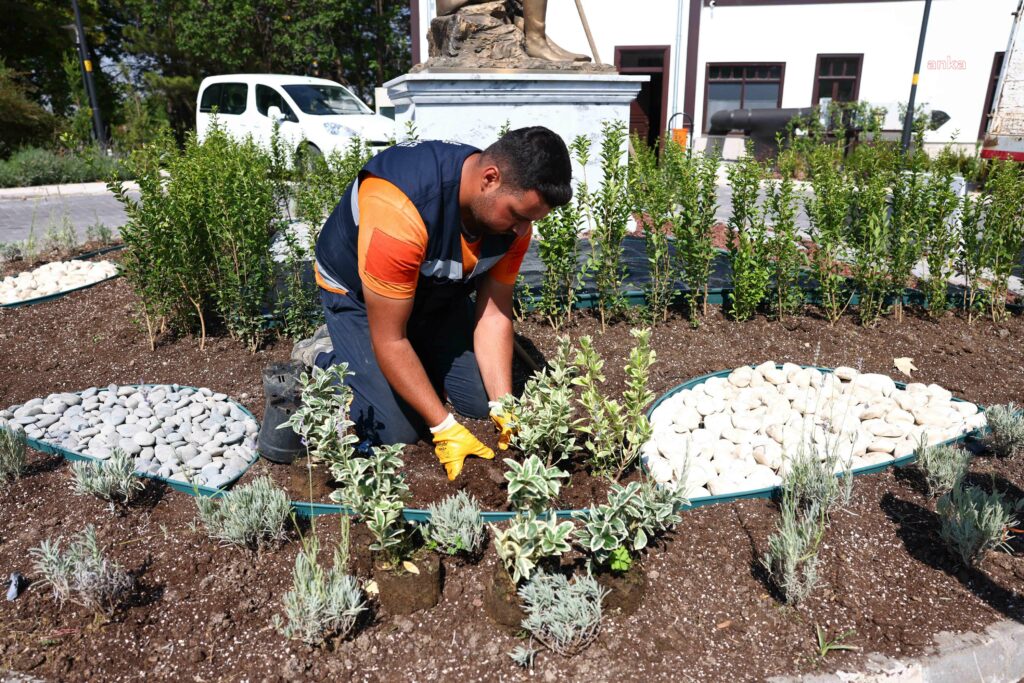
[770,617,1024,683]
[0,181,138,200]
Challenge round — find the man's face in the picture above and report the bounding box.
[469,186,551,238]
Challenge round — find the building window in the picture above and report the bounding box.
[980,52,1006,139]
[704,63,784,132]
[812,54,863,106]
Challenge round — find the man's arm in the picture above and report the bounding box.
[364,290,449,428]
[474,275,515,401]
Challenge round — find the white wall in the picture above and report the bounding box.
[412,0,1018,150]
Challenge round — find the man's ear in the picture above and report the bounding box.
[480,162,501,192]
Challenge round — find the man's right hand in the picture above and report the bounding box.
[432,418,495,480]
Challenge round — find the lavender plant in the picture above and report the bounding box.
[71,447,144,505]
[195,476,291,550]
[491,513,574,584]
[422,490,487,557]
[31,525,134,615]
[518,571,607,657]
[937,484,1021,567]
[984,403,1024,458]
[274,534,366,646]
[762,487,825,605]
[726,147,772,321]
[914,437,971,497]
[331,443,412,568]
[0,427,27,486]
[573,329,655,481]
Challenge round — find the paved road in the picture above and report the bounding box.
[0,191,133,245]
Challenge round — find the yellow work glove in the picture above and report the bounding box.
[431,414,495,481]
[488,399,516,451]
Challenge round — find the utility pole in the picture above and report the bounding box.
[901,0,933,152]
[70,0,108,150]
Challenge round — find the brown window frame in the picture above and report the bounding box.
[979,51,1006,140]
[811,53,863,106]
[703,62,786,134]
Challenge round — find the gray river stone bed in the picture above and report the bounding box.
[0,384,259,489]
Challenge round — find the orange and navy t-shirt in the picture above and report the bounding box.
[317,175,531,300]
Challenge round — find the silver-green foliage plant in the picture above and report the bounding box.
[280,364,359,468]
[726,145,773,321]
[667,146,720,325]
[0,427,27,486]
[331,444,411,567]
[503,337,578,466]
[422,490,487,557]
[274,534,366,646]
[984,403,1024,458]
[491,513,573,584]
[915,437,971,497]
[518,571,607,657]
[71,447,144,505]
[505,455,568,515]
[85,220,114,246]
[30,525,134,614]
[762,487,825,605]
[195,476,291,550]
[787,438,847,516]
[573,480,687,572]
[937,484,1021,567]
[582,120,631,330]
[629,134,676,324]
[573,329,655,481]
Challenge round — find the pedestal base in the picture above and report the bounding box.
[384,70,647,184]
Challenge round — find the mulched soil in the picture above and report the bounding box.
[1,273,1023,682]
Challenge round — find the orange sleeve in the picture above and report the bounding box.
[488,225,533,285]
[357,176,428,299]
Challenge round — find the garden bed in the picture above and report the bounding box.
[1,276,1023,681]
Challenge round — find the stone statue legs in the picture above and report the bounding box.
[436,0,591,62]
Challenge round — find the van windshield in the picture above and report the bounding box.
[282,84,371,116]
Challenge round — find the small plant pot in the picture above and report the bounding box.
[483,564,526,630]
[373,552,442,616]
[594,563,647,616]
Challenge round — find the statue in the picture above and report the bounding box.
[419,0,614,72]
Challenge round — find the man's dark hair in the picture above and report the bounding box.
[481,126,573,208]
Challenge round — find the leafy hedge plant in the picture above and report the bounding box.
[0,145,128,188]
[726,146,772,321]
[111,124,279,352]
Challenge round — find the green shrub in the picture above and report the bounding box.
[111,124,279,352]
[71,448,144,505]
[726,147,772,321]
[274,534,365,646]
[195,476,291,550]
[629,134,676,324]
[766,150,806,320]
[31,525,134,614]
[535,188,582,330]
[919,167,961,318]
[805,144,854,324]
[667,146,720,325]
[422,490,487,557]
[984,403,1024,458]
[937,484,1020,567]
[280,364,358,466]
[0,59,58,158]
[518,571,607,657]
[847,170,894,326]
[0,145,127,188]
[294,138,373,232]
[0,428,27,486]
[979,160,1024,322]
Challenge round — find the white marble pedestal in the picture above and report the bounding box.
[383,70,647,185]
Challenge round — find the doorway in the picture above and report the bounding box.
[615,46,670,149]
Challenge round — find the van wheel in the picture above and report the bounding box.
[295,143,324,175]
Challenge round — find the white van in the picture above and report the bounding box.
[196,74,395,161]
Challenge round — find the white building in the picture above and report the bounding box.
[410,0,1017,156]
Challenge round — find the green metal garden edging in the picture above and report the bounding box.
[2,383,258,498]
[645,365,986,510]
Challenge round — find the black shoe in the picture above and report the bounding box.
[257,360,306,464]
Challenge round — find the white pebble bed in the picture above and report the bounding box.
[642,362,987,499]
[0,260,118,305]
[1,384,259,489]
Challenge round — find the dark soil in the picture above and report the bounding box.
[374,551,442,616]
[595,562,648,617]
[1,273,1024,681]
